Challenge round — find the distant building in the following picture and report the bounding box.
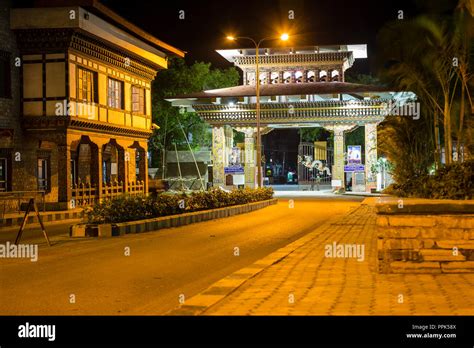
[0,0,184,209]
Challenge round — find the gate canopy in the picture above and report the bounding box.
[167,83,410,127]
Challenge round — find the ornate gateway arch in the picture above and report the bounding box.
[168,45,410,192]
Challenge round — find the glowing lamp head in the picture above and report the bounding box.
[226,35,236,41]
[280,33,289,41]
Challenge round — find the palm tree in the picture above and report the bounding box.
[377,1,473,166]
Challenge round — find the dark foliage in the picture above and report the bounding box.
[86,187,274,224]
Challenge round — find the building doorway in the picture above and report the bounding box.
[262,129,299,185]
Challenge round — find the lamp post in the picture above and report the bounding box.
[227,33,289,188]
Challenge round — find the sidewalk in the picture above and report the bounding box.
[0,208,83,228]
[172,203,474,315]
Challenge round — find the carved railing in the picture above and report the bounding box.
[234,51,354,66]
[126,180,145,195]
[101,180,124,200]
[71,182,97,207]
[194,100,389,125]
[71,180,146,206]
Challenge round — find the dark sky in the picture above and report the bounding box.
[100,0,431,75]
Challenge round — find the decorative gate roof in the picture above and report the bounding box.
[191,99,390,127]
[169,82,392,99]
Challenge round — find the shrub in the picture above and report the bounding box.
[428,160,474,200]
[86,187,274,224]
[383,160,474,200]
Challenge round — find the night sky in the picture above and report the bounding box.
[15,0,457,74]
[99,0,432,75]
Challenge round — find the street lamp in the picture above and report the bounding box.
[227,33,289,188]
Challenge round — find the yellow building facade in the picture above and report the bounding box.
[1,2,184,209]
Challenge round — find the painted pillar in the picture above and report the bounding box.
[332,127,345,188]
[325,124,355,189]
[212,125,233,186]
[365,123,378,192]
[243,127,256,188]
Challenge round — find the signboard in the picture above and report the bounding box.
[233,174,245,185]
[344,164,365,172]
[331,179,342,187]
[229,147,241,166]
[224,165,244,174]
[347,145,362,164]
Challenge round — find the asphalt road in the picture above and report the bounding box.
[0,197,362,315]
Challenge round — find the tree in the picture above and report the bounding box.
[149,58,239,172]
[377,0,473,166]
[299,128,332,143]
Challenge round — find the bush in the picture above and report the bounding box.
[86,187,274,224]
[428,160,474,200]
[383,160,474,200]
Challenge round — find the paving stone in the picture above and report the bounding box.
[199,205,473,315]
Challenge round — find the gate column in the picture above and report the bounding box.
[243,127,256,188]
[212,125,233,187]
[365,123,378,192]
[324,124,355,189]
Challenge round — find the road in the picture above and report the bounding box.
[0,197,362,315]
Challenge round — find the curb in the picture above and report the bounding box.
[166,210,350,315]
[71,198,278,237]
[1,209,84,228]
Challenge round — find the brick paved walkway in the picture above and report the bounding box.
[203,205,474,315]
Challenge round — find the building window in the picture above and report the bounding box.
[0,50,11,99]
[0,157,8,192]
[270,72,279,84]
[108,78,124,109]
[246,72,255,85]
[319,70,328,82]
[132,86,145,114]
[295,71,303,83]
[70,158,77,186]
[37,158,49,192]
[77,67,97,103]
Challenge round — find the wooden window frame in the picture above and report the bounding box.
[131,85,145,114]
[77,67,97,103]
[107,77,124,110]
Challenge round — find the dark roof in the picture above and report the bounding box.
[32,0,185,58]
[169,82,393,99]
